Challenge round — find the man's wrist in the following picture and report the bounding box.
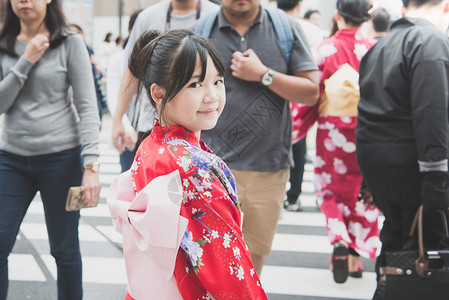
[260,68,274,86]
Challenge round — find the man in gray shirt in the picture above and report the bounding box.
[199,0,319,275]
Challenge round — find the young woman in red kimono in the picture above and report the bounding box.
[311,0,380,284]
[107,29,267,299]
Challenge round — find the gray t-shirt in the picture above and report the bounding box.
[201,8,317,172]
[0,34,100,164]
[123,0,219,133]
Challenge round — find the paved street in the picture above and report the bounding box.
[8,114,380,299]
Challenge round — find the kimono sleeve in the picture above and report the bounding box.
[173,168,268,299]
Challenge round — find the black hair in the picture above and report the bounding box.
[0,0,69,57]
[128,9,142,32]
[402,0,444,7]
[329,17,339,36]
[123,9,143,49]
[371,8,390,32]
[129,29,225,125]
[336,0,372,26]
[104,32,113,42]
[304,9,319,20]
[276,0,301,12]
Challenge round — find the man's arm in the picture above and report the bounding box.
[230,49,319,105]
[112,67,139,153]
[411,56,449,212]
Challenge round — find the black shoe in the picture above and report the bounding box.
[332,242,349,284]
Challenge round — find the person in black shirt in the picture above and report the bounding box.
[356,0,449,284]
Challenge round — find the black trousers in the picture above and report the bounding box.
[286,138,307,204]
[357,160,446,252]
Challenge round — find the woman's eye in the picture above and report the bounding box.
[189,82,201,88]
[215,79,224,86]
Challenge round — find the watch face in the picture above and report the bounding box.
[262,73,274,86]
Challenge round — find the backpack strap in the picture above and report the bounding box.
[195,8,294,63]
[195,10,219,39]
[265,8,294,64]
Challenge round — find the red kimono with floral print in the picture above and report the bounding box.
[129,124,267,299]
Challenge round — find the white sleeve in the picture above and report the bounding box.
[106,51,133,132]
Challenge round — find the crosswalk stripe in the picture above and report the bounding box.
[9,254,47,282]
[260,265,375,299]
[9,253,375,299]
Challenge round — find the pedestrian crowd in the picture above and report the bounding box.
[0,0,448,300]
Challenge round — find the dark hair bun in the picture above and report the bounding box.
[337,0,373,26]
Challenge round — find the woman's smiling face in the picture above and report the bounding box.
[160,54,226,137]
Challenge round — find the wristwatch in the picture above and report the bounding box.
[84,162,100,173]
[260,68,274,86]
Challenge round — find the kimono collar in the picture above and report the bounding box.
[152,122,201,148]
[334,28,360,39]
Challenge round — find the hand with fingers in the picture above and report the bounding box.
[230,49,268,82]
[23,34,50,63]
[81,170,100,207]
[112,118,126,153]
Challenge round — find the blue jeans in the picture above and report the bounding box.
[119,148,136,173]
[0,147,83,300]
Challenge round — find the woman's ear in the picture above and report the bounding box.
[335,10,342,22]
[150,83,165,106]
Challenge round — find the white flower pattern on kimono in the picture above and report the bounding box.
[348,221,378,255]
[190,177,204,192]
[338,203,351,218]
[186,190,195,201]
[314,156,326,168]
[233,247,241,260]
[314,172,332,191]
[354,43,368,61]
[342,142,356,153]
[177,156,191,172]
[329,128,347,148]
[183,178,190,188]
[354,30,364,41]
[333,158,348,174]
[324,138,337,152]
[318,43,338,58]
[157,147,164,154]
[340,116,352,123]
[202,180,212,190]
[211,230,219,239]
[250,268,255,277]
[198,168,210,180]
[223,233,231,248]
[328,218,351,242]
[237,266,245,281]
[355,202,380,223]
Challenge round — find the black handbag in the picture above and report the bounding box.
[373,206,449,300]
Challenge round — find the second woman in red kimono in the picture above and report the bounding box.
[311,0,380,284]
[108,29,267,299]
